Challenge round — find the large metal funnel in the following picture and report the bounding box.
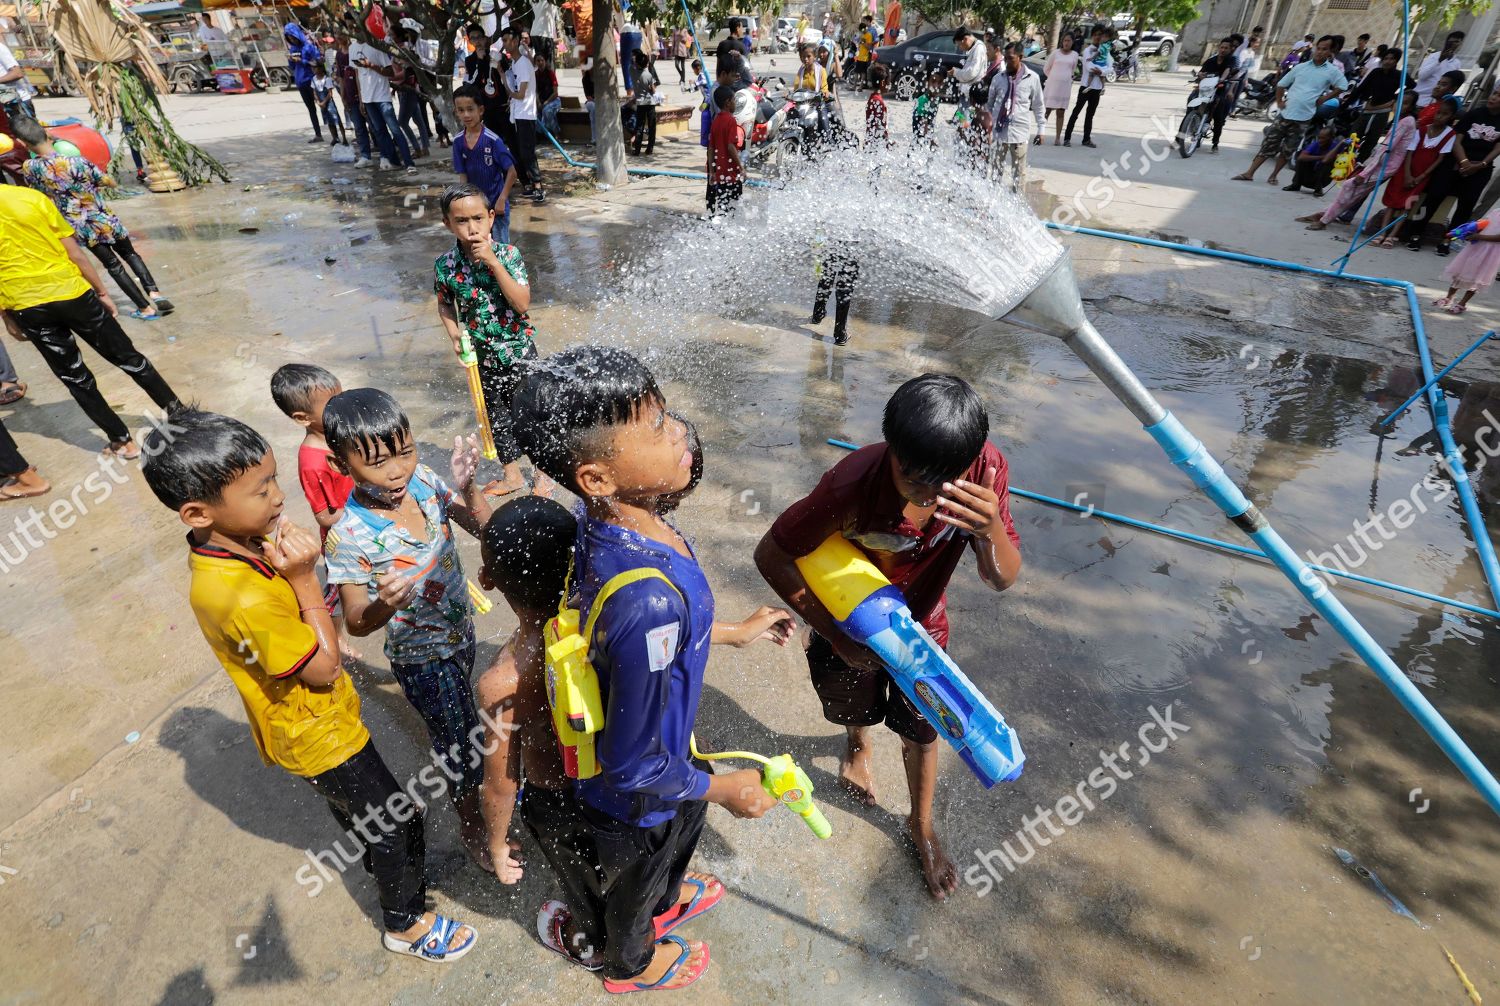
[998,253,1166,427]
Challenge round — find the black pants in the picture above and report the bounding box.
[0,418,27,477]
[814,251,859,340]
[674,55,687,84]
[1291,157,1335,192]
[514,118,541,189]
[298,82,322,137]
[89,236,158,312]
[521,785,606,960]
[576,793,709,980]
[706,181,742,216]
[1210,95,1232,147]
[1412,163,1495,246]
[1355,109,1391,163]
[1065,87,1100,142]
[13,292,179,444]
[305,741,427,933]
[632,105,658,153]
[478,342,536,465]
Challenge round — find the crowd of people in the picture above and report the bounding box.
[1218,29,1500,312]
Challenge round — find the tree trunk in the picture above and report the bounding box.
[1049,13,1063,51]
[591,0,628,187]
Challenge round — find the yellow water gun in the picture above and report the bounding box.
[690,735,831,839]
[1331,132,1360,182]
[458,331,498,461]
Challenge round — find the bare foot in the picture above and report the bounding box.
[1266,175,1280,185]
[626,937,708,989]
[675,871,721,905]
[1231,173,1253,181]
[458,798,494,871]
[483,476,527,497]
[908,817,959,900]
[1295,213,1321,222]
[839,730,877,807]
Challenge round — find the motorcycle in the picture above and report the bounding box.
[1232,72,1279,120]
[734,76,796,174]
[1112,44,1144,83]
[783,88,854,156]
[1176,72,1220,158]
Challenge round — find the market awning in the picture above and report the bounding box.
[129,0,206,16]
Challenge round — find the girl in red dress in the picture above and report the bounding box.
[1378,97,1458,248]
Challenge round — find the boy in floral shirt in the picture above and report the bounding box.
[323,387,494,867]
[433,183,550,497]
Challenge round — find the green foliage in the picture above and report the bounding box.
[1126,0,1199,31]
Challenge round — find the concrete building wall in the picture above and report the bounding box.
[1181,0,1401,65]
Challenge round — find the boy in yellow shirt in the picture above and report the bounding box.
[141,407,479,964]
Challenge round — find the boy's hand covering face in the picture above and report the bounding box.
[450,433,481,491]
[261,516,321,579]
[935,469,1004,540]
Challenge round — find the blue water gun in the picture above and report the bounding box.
[1448,219,1489,244]
[795,534,1025,787]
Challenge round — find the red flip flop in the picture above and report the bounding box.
[602,935,709,994]
[536,899,603,971]
[652,876,724,939]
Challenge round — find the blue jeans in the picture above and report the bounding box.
[490,209,511,245]
[396,88,430,151]
[344,95,371,159]
[364,99,414,167]
[620,31,642,89]
[540,97,561,137]
[390,641,484,800]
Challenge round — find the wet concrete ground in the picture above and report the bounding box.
[2,88,1499,1005]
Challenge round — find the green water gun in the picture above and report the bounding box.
[690,735,831,839]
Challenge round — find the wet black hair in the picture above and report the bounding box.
[481,496,577,612]
[466,22,486,37]
[633,48,649,66]
[882,374,989,485]
[142,407,272,510]
[323,388,412,464]
[869,63,889,87]
[691,58,702,69]
[270,363,340,419]
[453,82,487,108]
[1358,33,1370,41]
[441,181,488,219]
[10,116,45,146]
[953,26,973,41]
[714,84,735,110]
[511,344,663,494]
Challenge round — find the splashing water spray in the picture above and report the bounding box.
[624,145,1500,818]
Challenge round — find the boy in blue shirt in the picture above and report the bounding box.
[512,345,778,992]
[322,388,495,868]
[451,84,519,244]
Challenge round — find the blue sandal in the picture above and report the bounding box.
[602,935,710,994]
[382,913,477,963]
[127,309,160,321]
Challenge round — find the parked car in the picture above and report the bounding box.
[703,16,766,53]
[1115,28,1176,57]
[872,29,1045,101]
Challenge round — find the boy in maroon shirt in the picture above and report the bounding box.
[755,375,1022,899]
[272,363,360,661]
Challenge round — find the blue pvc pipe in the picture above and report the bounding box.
[1378,329,1496,427]
[824,438,1500,619]
[1142,410,1500,818]
[1042,221,1500,614]
[539,122,773,186]
[1335,0,1409,276]
[1404,286,1500,612]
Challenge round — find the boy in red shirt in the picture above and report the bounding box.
[706,85,745,216]
[272,363,360,661]
[755,375,1022,899]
